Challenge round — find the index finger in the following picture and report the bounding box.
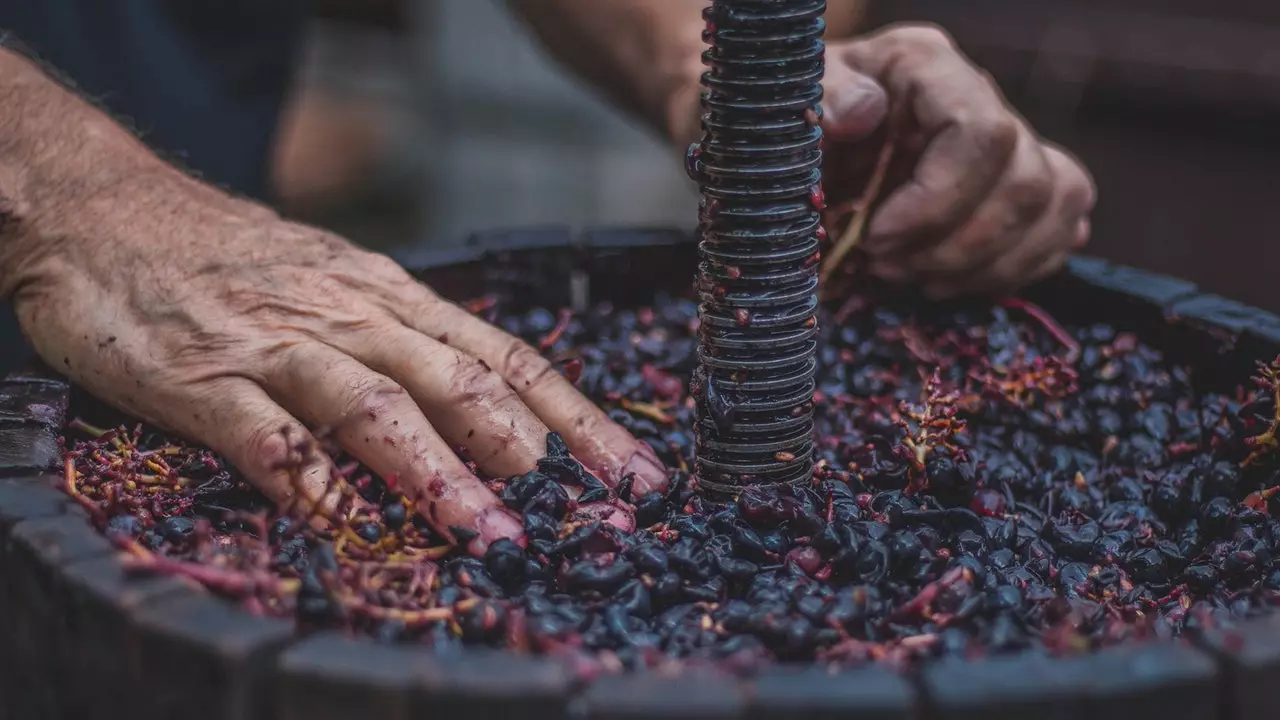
[839,26,1018,256]
[401,297,670,497]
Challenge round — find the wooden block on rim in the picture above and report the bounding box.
[0,477,72,717]
[414,649,573,720]
[922,652,1089,720]
[1072,642,1218,720]
[131,592,295,720]
[1196,616,1280,720]
[0,423,60,477]
[55,556,197,718]
[924,642,1218,720]
[748,665,916,720]
[582,670,747,720]
[5,514,116,718]
[0,474,67,539]
[0,377,68,427]
[276,634,420,720]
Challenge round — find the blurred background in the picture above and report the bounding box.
[277,0,1280,312]
[275,0,697,261]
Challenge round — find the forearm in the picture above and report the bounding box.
[0,46,202,298]
[506,0,870,148]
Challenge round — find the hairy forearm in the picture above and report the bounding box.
[506,0,869,147]
[0,46,270,302]
[0,47,183,297]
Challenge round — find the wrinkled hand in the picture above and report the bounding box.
[819,24,1097,298]
[7,174,665,554]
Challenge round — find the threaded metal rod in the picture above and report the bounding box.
[689,0,825,495]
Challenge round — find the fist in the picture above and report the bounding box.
[820,24,1097,298]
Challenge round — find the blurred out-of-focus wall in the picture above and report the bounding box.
[408,0,698,251]
[276,0,698,258]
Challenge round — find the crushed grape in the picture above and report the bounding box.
[59,291,1280,678]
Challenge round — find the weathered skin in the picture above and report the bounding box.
[0,4,1095,555]
[819,27,1097,298]
[512,1,1094,297]
[0,50,664,555]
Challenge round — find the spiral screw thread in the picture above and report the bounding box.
[690,0,826,495]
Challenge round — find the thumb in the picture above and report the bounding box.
[822,61,889,142]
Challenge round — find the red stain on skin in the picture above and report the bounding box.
[427,479,445,497]
[467,507,527,555]
[577,502,636,533]
[562,357,584,384]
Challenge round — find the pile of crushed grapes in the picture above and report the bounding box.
[60,290,1280,678]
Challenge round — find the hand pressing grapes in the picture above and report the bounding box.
[819,24,1097,298]
[2,165,665,556]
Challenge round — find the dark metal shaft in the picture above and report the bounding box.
[689,0,826,495]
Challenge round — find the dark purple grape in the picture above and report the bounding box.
[156,516,195,543]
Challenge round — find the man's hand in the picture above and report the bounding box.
[507,7,1090,298]
[0,50,665,556]
[820,24,1097,298]
[9,182,666,552]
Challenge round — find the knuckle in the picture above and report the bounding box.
[241,421,298,477]
[501,340,558,392]
[890,23,956,52]
[363,251,411,281]
[1007,173,1054,220]
[571,409,615,442]
[342,375,408,426]
[967,112,1019,160]
[447,355,515,407]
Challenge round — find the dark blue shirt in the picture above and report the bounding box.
[0,0,309,371]
[1,0,308,200]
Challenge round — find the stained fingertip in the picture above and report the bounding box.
[622,444,669,496]
[576,502,637,533]
[466,506,526,556]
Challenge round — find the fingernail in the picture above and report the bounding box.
[824,74,889,140]
[623,445,669,496]
[577,502,637,533]
[468,506,525,555]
